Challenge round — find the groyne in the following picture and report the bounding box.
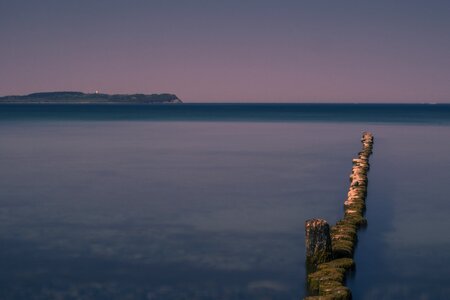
[304,132,374,300]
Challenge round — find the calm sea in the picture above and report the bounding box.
[1,104,449,300]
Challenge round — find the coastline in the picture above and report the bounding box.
[0,91,182,104]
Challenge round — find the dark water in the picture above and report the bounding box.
[0,104,449,299]
[1,103,450,124]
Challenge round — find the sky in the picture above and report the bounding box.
[1,0,450,102]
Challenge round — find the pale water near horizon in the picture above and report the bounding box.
[0,104,449,299]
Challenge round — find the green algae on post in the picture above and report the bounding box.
[304,132,374,300]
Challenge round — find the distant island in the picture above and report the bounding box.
[0,91,182,104]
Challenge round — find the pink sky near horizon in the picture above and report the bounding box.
[1,1,450,103]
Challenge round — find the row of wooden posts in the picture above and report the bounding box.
[304,132,374,300]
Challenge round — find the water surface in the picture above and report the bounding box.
[0,104,449,299]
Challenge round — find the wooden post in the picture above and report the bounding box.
[305,218,333,266]
[304,133,374,300]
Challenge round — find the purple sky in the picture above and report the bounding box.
[1,1,450,102]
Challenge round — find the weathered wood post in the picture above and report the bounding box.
[305,218,333,267]
[304,132,374,300]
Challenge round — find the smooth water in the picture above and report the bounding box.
[1,103,450,124]
[0,104,449,299]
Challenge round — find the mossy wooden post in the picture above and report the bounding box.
[304,133,373,300]
[305,219,333,267]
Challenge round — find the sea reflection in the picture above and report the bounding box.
[0,122,362,299]
[347,125,450,300]
[1,121,450,299]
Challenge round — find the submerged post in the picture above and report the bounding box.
[305,219,333,266]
